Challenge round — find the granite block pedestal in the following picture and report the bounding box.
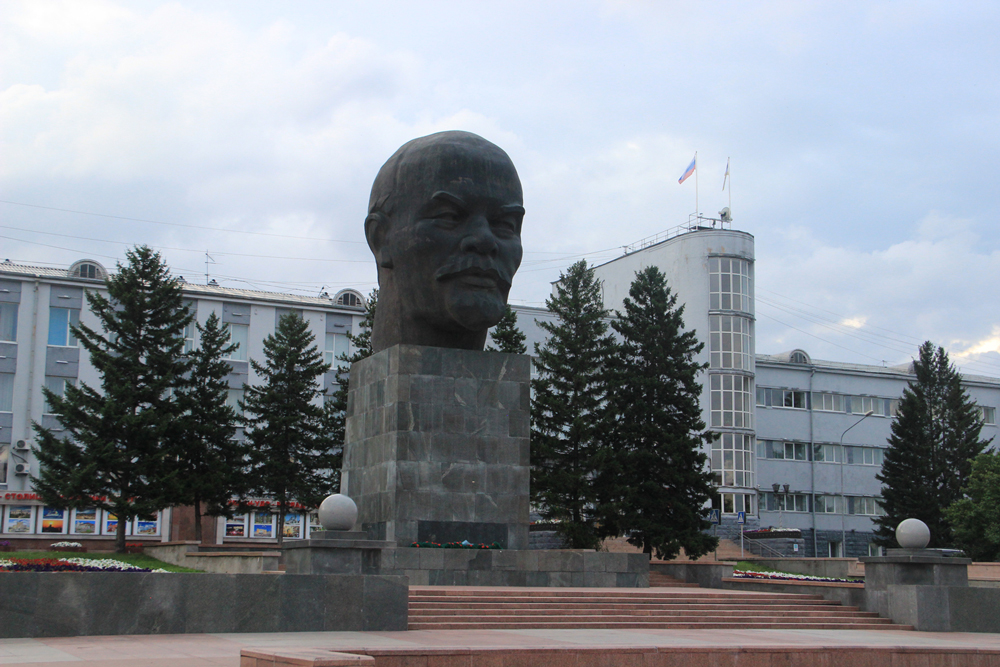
[341,344,530,550]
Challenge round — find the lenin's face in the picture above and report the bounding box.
[377,144,524,335]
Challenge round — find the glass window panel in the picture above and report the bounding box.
[0,444,7,485]
[0,303,17,342]
[226,324,248,361]
[0,373,13,412]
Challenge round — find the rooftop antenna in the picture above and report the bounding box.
[205,251,216,285]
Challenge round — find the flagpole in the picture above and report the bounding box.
[728,157,732,213]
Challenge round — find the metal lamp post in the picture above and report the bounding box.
[839,410,873,557]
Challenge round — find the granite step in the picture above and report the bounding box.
[407,586,908,631]
[649,572,700,587]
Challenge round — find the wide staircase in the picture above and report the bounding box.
[408,586,910,630]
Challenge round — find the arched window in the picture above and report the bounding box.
[69,260,106,281]
[790,350,810,364]
[335,290,365,308]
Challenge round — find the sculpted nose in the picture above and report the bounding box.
[461,215,499,256]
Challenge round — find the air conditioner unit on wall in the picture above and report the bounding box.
[13,439,30,452]
[14,462,30,475]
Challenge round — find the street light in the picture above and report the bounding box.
[839,410,874,557]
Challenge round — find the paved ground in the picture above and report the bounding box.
[4,627,1000,666]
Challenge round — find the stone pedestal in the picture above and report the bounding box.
[282,530,395,575]
[862,548,972,631]
[341,345,530,549]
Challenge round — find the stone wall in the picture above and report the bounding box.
[0,573,408,637]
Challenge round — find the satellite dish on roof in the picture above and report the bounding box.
[719,207,732,223]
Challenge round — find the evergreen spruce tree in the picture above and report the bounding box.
[32,246,192,552]
[243,312,338,547]
[946,451,1000,561]
[327,288,377,487]
[486,304,527,354]
[530,260,615,549]
[874,341,991,548]
[597,266,717,559]
[176,312,245,543]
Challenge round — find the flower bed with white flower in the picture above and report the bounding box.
[0,557,168,573]
[732,569,859,583]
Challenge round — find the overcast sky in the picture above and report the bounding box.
[2,1,999,376]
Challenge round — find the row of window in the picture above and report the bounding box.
[759,492,885,516]
[714,491,756,515]
[757,387,903,417]
[710,432,755,488]
[1,505,162,536]
[708,315,753,371]
[709,374,753,429]
[225,511,322,539]
[708,257,753,314]
[757,440,886,466]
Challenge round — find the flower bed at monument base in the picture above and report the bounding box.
[733,569,856,583]
[410,541,503,549]
[0,557,166,573]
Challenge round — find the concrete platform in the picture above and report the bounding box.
[3,626,1000,666]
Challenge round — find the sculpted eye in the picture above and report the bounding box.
[491,216,520,238]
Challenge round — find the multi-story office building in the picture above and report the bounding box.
[755,351,999,557]
[0,258,367,545]
[3,223,998,555]
[521,220,1000,558]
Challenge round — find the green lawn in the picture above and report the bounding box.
[1,551,202,573]
[735,560,783,573]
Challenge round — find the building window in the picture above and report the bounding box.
[0,444,7,485]
[789,351,809,364]
[761,492,810,512]
[182,303,196,353]
[814,494,844,514]
[711,432,754,487]
[847,496,885,516]
[977,406,996,425]
[225,324,248,361]
[709,257,752,313]
[709,315,753,370]
[714,492,756,515]
[851,395,886,416]
[336,291,363,308]
[710,374,753,428]
[845,446,884,466]
[324,332,350,368]
[226,388,244,417]
[868,543,884,557]
[0,373,13,412]
[756,387,808,409]
[812,392,845,412]
[813,443,843,463]
[47,308,80,347]
[757,440,809,461]
[74,263,99,279]
[0,302,17,342]
[44,377,76,414]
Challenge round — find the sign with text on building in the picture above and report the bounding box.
[736,511,746,525]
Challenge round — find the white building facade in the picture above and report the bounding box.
[0,259,367,545]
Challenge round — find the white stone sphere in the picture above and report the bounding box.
[896,518,931,549]
[318,494,358,531]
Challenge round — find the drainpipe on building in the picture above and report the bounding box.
[21,279,41,492]
[808,367,817,557]
[839,410,874,557]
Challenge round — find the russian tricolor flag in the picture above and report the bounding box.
[678,155,696,184]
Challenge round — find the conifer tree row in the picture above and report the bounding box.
[874,341,991,548]
[597,265,717,559]
[530,260,615,549]
[242,312,339,547]
[33,246,194,553]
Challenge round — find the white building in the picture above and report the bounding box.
[515,220,1000,558]
[0,258,367,545]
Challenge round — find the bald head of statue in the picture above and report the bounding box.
[364,131,525,353]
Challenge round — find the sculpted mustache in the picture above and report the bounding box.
[434,260,512,287]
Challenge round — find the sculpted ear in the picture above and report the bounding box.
[365,213,393,269]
